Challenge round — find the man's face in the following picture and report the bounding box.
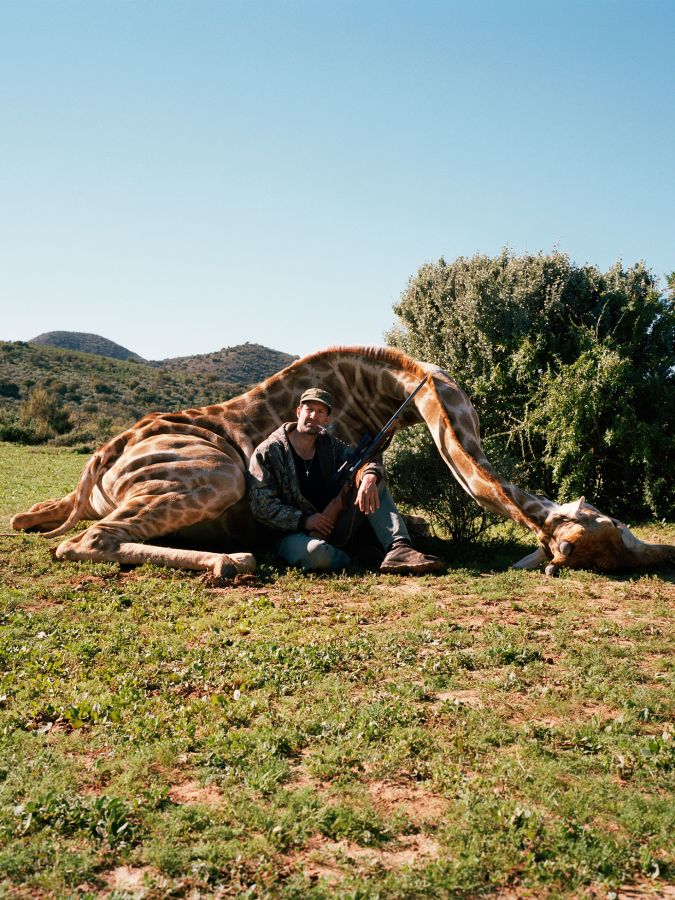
[296,400,331,435]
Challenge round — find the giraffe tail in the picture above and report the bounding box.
[39,451,107,539]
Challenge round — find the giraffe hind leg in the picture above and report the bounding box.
[56,531,254,578]
[54,496,256,577]
[11,492,78,533]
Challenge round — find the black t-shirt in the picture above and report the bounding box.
[290,445,334,511]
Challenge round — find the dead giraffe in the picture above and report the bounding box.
[11,346,674,576]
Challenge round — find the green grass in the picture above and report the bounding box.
[1,442,673,897]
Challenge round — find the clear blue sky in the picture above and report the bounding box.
[1,0,673,360]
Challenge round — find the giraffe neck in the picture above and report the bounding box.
[418,369,561,539]
[221,346,428,454]
[214,345,563,541]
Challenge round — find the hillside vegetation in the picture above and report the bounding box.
[28,331,298,384]
[158,342,297,384]
[0,340,296,449]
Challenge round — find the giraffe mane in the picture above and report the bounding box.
[242,345,428,402]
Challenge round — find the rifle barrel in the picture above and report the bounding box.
[343,374,428,481]
[373,375,428,438]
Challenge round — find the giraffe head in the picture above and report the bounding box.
[538,498,675,574]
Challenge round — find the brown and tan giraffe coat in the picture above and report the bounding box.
[11,347,674,576]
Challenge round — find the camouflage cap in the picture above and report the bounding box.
[299,387,333,412]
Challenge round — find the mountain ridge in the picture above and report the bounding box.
[29,331,298,381]
[30,331,146,363]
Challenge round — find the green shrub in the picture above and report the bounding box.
[0,421,40,444]
[0,381,20,399]
[388,251,674,522]
[19,387,73,441]
[386,426,497,541]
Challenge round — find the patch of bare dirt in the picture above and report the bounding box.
[75,745,114,769]
[452,613,494,629]
[168,778,224,806]
[507,701,622,729]
[579,703,621,721]
[21,597,62,613]
[435,688,483,708]
[491,889,543,899]
[287,759,316,790]
[367,780,449,825]
[597,884,675,899]
[290,831,441,881]
[58,746,114,796]
[103,865,161,896]
[202,572,261,589]
[328,833,440,868]
[527,715,567,728]
[299,838,347,884]
[374,581,427,596]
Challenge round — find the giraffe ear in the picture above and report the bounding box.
[557,496,586,518]
[570,496,587,516]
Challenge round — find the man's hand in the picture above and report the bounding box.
[355,473,379,515]
[306,511,334,539]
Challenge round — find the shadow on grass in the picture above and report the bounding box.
[243,531,540,585]
[249,528,675,586]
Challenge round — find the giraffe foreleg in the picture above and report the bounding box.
[511,546,548,569]
[116,543,255,576]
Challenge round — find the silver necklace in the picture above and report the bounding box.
[301,454,314,477]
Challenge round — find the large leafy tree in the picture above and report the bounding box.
[386,250,674,526]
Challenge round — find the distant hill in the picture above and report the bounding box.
[28,331,297,385]
[30,331,146,362]
[0,338,298,449]
[159,342,297,384]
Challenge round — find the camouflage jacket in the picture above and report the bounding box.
[248,422,383,533]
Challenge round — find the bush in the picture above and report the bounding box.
[525,340,673,518]
[387,251,674,523]
[0,421,41,444]
[0,382,20,399]
[19,386,73,441]
[386,426,497,542]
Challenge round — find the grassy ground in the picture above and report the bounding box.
[0,442,673,899]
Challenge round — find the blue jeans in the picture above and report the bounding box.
[277,484,410,572]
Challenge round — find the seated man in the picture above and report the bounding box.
[248,387,442,574]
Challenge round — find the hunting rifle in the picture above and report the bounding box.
[310,374,428,536]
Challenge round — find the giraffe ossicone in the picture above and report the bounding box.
[11,347,674,576]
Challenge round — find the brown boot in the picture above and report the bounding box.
[380,542,443,575]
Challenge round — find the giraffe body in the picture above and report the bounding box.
[11,347,674,575]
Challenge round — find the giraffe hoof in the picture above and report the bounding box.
[545,563,559,577]
[227,552,257,573]
[213,556,237,580]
